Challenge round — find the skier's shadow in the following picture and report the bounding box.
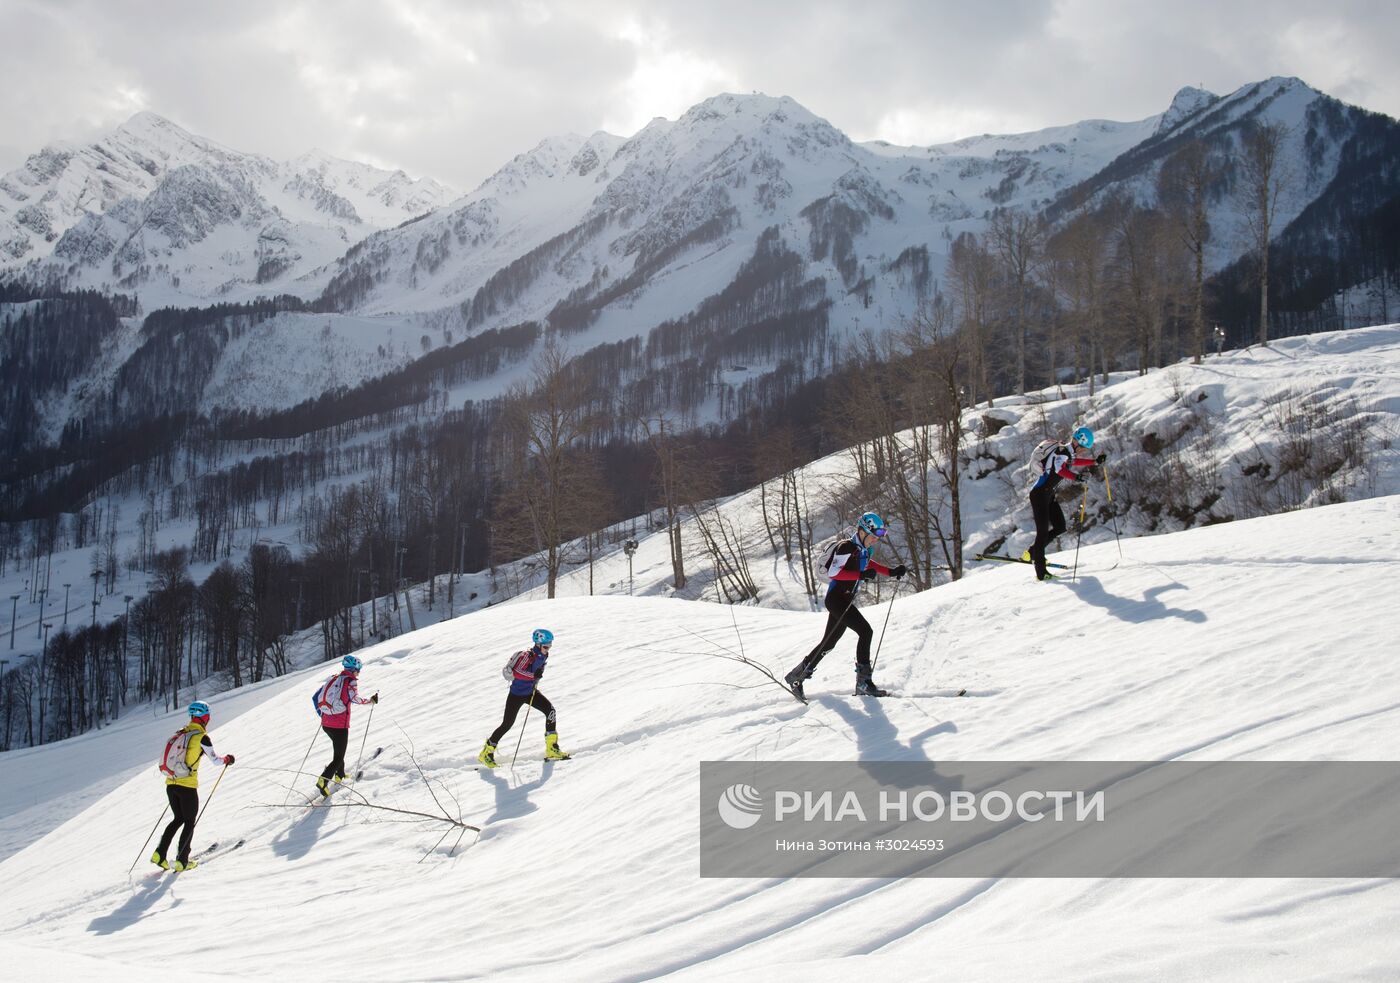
[270,800,334,861]
[477,759,557,824]
[1068,575,1206,624]
[88,875,178,935]
[814,693,957,770]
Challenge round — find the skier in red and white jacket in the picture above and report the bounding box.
[312,654,377,796]
[1025,426,1105,581]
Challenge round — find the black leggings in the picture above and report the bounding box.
[320,725,349,781]
[795,592,873,677]
[156,784,200,863]
[1029,484,1067,580]
[488,690,556,745]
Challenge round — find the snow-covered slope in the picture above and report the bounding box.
[0,112,455,308]
[1,495,1398,979]
[531,324,1400,608]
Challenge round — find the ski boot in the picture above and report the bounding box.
[1021,549,1032,562]
[173,858,198,872]
[854,671,889,697]
[784,665,808,701]
[316,776,331,797]
[1038,572,1057,582]
[150,849,169,870]
[478,742,498,769]
[544,734,571,761]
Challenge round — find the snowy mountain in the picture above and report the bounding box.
[1047,76,1390,268]
[0,112,455,308]
[1,494,1398,979]
[315,77,1384,326]
[314,90,1162,323]
[5,79,1395,450]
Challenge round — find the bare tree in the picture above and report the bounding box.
[949,231,996,406]
[1107,198,1176,373]
[1239,121,1291,346]
[1046,210,1110,392]
[494,340,597,598]
[989,208,1044,395]
[640,415,691,591]
[1159,139,1220,363]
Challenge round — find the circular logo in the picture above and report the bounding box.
[717,783,763,830]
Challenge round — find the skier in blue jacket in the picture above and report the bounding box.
[478,629,571,767]
[785,512,906,699]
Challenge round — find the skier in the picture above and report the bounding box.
[478,628,570,768]
[785,511,907,699]
[151,700,235,872]
[1024,426,1104,581]
[313,654,377,797]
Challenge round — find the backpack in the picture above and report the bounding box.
[1028,438,1060,476]
[159,728,195,778]
[313,673,350,716]
[502,650,529,681]
[812,536,847,582]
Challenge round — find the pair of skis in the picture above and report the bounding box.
[145,838,246,879]
[783,682,968,703]
[972,553,1069,570]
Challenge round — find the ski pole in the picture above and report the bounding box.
[1072,484,1088,581]
[870,576,903,674]
[1104,464,1123,557]
[129,804,169,874]
[284,721,321,807]
[353,701,376,781]
[194,763,228,828]
[509,690,538,770]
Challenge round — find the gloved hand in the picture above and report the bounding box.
[1096,452,1108,464]
[534,667,545,681]
[891,564,908,580]
[223,754,236,765]
[370,692,379,704]
[860,567,878,580]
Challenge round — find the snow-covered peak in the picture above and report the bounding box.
[1156,85,1220,135]
[467,133,602,198]
[0,113,458,304]
[674,91,850,152]
[928,114,1163,160]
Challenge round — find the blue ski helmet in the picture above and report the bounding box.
[342,655,362,672]
[188,700,211,718]
[857,512,886,538]
[532,628,554,647]
[1072,426,1095,449]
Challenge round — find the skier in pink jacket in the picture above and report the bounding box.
[312,655,377,796]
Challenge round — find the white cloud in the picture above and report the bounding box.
[603,20,740,136]
[0,0,1396,191]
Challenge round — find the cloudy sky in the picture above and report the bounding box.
[2,0,1397,193]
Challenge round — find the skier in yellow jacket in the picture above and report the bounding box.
[152,700,235,871]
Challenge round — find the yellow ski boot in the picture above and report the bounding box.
[478,742,498,769]
[544,734,571,761]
